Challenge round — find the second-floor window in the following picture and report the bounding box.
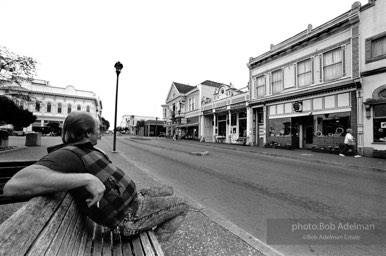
[192,98,195,110]
[57,103,62,114]
[272,69,283,94]
[372,35,386,59]
[86,105,90,112]
[323,48,343,81]
[255,75,265,98]
[68,104,72,114]
[297,59,312,87]
[77,104,81,111]
[35,102,40,112]
[47,102,52,113]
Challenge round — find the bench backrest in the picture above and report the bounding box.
[0,160,37,204]
[0,192,164,255]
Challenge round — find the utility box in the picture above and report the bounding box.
[25,133,41,146]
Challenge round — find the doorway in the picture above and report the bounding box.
[293,116,314,149]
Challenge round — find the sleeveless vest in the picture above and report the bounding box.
[62,145,136,227]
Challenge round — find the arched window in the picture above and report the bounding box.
[57,103,62,114]
[47,102,52,113]
[35,102,40,112]
[86,105,90,112]
[77,104,81,111]
[67,104,72,114]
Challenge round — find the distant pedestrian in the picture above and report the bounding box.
[339,128,361,157]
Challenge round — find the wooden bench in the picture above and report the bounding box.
[0,160,164,256]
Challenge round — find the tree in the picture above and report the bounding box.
[0,46,37,86]
[101,117,110,131]
[0,95,37,128]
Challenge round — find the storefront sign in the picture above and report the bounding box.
[215,106,227,112]
[181,118,187,124]
[231,102,246,109]
[203,110,213,115]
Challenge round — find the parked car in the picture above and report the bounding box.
[12,130,25,136]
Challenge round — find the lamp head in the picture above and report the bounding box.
[114,61,123,74]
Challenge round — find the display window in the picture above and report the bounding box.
[373,104,386,142]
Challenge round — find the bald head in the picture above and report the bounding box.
[62,111,98,144]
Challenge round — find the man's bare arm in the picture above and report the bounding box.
[3,165,105,207]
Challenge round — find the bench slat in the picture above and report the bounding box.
[56,206,85,255]
[68,214,88,256]
[102,227,113,256]
[26,193,74,256]
[92,223,103,255]
[112,232,124,256]
[0,192,67,255]
[140,232,156,256]
[75,218,95,256]
[148,231,165,256]
[132,237,145,256]
[44,198,79,255]
[121,237,134,256]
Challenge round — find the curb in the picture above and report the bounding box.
[0,146,25,154]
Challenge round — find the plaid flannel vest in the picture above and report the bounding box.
[63,145,137,227]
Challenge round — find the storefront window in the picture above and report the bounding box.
[268,118,293,137]
[314,112,350,137]
[373,104,386,142]
[231,114,236,126]
[217,115,227,136]
[239,112,247,137]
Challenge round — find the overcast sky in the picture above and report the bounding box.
[2,0,358,124]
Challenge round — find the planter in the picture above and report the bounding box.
[25,133,41,146]
[0,130,9,148]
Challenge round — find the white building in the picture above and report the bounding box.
[0,79,102,133]
[121,114,158,135]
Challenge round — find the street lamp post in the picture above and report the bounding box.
[113,61,123,152]
[155,117,158,137]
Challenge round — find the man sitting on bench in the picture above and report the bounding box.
[4,111,189,242]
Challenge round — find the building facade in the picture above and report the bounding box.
[201,84,250,143]
[0,79,102,133]
[162,81,222,140]
[247,2,362,151]
[359,0,386,156]
[121,114,159,135]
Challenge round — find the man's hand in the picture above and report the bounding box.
[84,174,105,208]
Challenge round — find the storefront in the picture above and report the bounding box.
[265,89,357,150]
[177,116,199,140]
